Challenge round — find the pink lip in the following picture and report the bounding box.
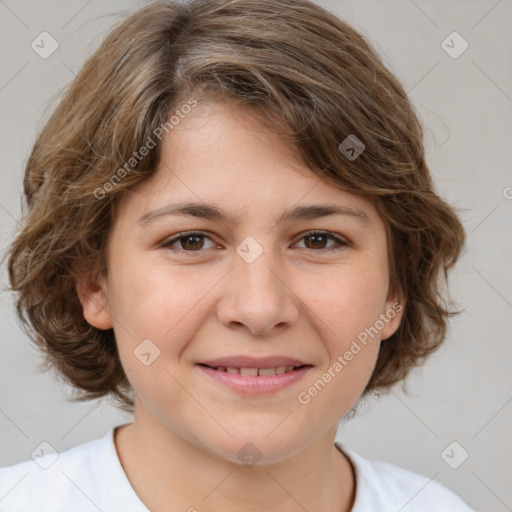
[196,364,312,395]
[199,355,310,368]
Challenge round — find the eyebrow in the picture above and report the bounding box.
[136,201,370,227]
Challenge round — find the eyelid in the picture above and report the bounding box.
[293,229,349,250]
[161,230,220,251]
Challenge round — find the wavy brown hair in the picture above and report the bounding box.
[4,0,465,412]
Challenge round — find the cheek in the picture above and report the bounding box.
[110,256,213,339]
[297,261,387,400]
[108,263,206,412]
[108,259,221,396]
[303,261,389,345]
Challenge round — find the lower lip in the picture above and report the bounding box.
[196,365,312,394]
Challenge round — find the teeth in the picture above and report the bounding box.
[212,365,301,376]
[258,368,277,376]
[240,367,258,376]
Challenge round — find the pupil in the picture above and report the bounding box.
[308,234,325,249]
[183,235,202,250]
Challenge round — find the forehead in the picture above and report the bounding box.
[116,101,380,226]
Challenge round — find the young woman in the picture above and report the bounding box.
[1,0,473,510]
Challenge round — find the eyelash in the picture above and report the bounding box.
[161,230,348,255]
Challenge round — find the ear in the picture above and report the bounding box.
[380,286,405,341]
[75,269,113,330]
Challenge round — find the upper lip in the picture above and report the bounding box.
[199,356,312,369]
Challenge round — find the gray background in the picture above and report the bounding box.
[1,1,511,511]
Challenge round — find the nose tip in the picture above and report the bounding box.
[217,256,300,336]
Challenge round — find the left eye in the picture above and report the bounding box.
[294,231,348,252]
[162,230,348,254]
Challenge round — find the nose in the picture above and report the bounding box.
[216,245,300,337]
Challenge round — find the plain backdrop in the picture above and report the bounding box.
[1,1,511,511]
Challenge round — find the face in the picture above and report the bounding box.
[79,101,403,465]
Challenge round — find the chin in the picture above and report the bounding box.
[201,429,306,468]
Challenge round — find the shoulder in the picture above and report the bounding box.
[0,425,147,512]
[0,434,107,512]
[336,442,476,512]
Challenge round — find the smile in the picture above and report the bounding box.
[202,364,304,376]
[196,363,313,394]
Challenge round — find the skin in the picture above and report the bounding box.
[77,101,403,512]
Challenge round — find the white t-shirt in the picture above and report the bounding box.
[0,424,475,511]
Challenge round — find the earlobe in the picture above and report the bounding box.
[380,292,405,341]
[75,271,113,330]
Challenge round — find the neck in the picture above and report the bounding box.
[115,408,355,512]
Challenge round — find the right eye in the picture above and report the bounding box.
[161,231,218,252]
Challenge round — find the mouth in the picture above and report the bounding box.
[195,362,313,394]
[197,363,311,376]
